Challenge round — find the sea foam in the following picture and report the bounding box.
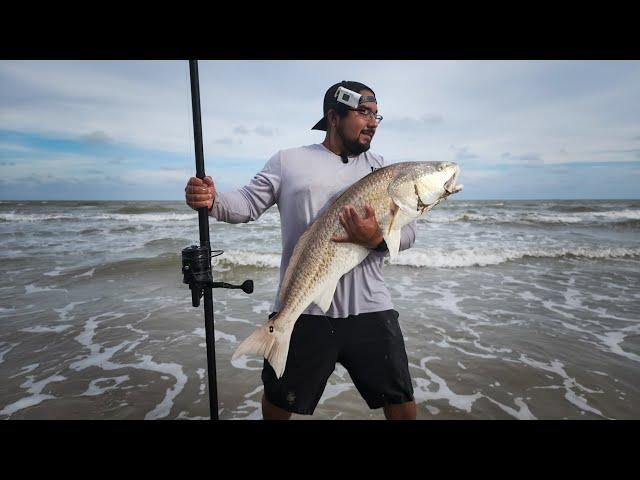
[389,246,640,269]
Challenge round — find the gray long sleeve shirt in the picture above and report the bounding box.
[209,143,416,318]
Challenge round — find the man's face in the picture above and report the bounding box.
[334,89,379,156]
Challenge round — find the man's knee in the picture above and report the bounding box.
[383,400,417,420]
[262,393,293,420]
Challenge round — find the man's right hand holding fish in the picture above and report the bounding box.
[331,205,385,250]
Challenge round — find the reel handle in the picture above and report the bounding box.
[211,280,253,294]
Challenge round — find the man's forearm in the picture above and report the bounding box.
[209,191,255,223]
[399,222,417,251]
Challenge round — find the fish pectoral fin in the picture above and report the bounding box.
[388,175,418,215]
[313,277,339,313]
[387,201,400,235]
[384,228,402,260]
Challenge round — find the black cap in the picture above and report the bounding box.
[311,80,376,131]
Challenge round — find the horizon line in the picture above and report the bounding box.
[2,197,639,202]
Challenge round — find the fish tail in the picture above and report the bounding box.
[231,314,294,379]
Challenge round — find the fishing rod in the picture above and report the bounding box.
[181,60,253,420]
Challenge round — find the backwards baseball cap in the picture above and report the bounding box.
[311,80,377,131]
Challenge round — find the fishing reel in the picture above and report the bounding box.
[181,245,253,307]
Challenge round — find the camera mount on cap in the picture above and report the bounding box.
[334,86,377,109]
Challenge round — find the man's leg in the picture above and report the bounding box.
[262,393,293,420]
[339,310,416,420]
[383,400,417,420]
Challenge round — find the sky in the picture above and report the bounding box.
[1,60,639,200]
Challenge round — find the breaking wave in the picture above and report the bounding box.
[98,246,639,273]
[389,246,640,269]
[91,249,281,276]
[425,208,640,227]
[94,213,195,222]
[94,253,180,275]
[546,205,605,213]
[0,212,195,223]
[114,205,176,214]
[213,250,281,269]
[0,213,81,223]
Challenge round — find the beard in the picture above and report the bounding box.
[337,126,372,156]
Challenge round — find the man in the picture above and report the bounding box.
[185,81,417,420]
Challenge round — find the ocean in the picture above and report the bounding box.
[0,199,638,420]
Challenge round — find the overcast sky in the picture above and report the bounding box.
[1,60,639,200]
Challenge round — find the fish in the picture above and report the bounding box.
[231,161,463,378]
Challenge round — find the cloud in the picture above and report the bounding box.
[383,114,444,131]
[254,125,278,136]
[125,168,192,185]
[213,137,241,145]
[2,60,640,199]
[0,141,35,153]
[500,152,543,165]
[232,125,278,137]
[591,148,640,156]
[450,145,480,161]
[80,130,112,144]
[592,147,640,154]
[457,168,501,181]
[542,147,640,165]
[233,126,250,135]
[1,153,98,175]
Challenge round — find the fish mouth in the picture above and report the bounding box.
[444,171,463,195]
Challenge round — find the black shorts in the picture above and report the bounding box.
[261,309,414,415]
